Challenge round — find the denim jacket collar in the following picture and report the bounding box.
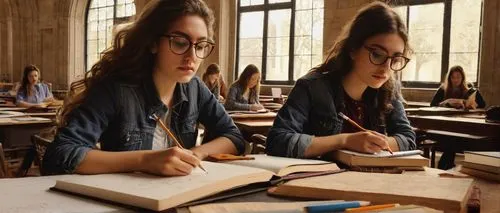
[142,74,189,118]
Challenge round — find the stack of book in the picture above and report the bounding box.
[460,151,500,182]
[331,149,429,172]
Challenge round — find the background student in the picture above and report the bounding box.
[224,64,264,111]
[43,0,244,176]
[202,63,224,101]
[266,2,416,159]
[16,64,56,108]
[430,65,486,109]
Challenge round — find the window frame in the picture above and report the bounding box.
[84,0,136,72]
[236,0,297,85]
[394,0,483,88]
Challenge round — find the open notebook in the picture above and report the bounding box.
[332,150,429,167]
[52,157,340,211]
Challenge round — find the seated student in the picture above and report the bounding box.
[430,65,486,109]
[266,2,416,159]
[202,63,224,101]
[43,0,244,176]
[225,64,264,111]
[16,64,55,108]
[430,65,486,170]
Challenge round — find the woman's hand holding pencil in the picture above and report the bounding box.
[338,112,394,154]
[151,114,208,174]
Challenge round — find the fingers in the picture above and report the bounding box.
[365,132,387,149]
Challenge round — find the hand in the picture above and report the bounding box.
[35,102,50,108]
[443,99,465,109]
[218,96,225,101]
[343,131,390,154]
[43,97,55,103]
[250,104,265,111]
[141,147,200,176]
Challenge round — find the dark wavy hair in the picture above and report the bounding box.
[59,0,215,126]
[313,1,410,121]
[20,64,41,97]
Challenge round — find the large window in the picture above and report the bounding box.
[86,0,136,71]
[236,0,324,84]
[394,0,482,87]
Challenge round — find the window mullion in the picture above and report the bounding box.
[441,0,452,82]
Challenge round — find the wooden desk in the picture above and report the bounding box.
[405,107,485,116]
[0,117,54,148]
[230,112,277,120]
[405,101,430,108]
[1,167,498,213]
[234,120,274,138]
[407,115,500,138]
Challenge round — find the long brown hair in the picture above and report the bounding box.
[313,1,410,119]
[59,0,215,126]
[202,63,221,90]
[20,64,41,97]
[443,65,469,99]
[233,64,261,95]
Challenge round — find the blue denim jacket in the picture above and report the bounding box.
[266,71,416,158]
[43,75,244,174]
[224,84,259,110]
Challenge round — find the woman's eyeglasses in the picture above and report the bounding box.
[162,35,215,59]
[364,46,410,71]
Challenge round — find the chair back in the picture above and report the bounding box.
[0,143,9,178]
[250,134,267,154]
[31,134,53,174]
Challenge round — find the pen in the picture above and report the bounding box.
[305,201,370,213]
[152,114,208,173]
[338,112,393,154]
[345,203,399,212]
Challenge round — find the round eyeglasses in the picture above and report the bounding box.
[364,46,410,71]
[162,35,215,59]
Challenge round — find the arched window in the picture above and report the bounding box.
[86,0,136,71]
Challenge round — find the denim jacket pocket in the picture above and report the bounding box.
[119,128,143,151]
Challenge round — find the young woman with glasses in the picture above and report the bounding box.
[266,2,416,158]
[43,0,244,176]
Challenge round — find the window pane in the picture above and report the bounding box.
[449,0,481,83]
[239,12,264,75]
[393,6,407,25]
[294,3,323,80]
[269,0,290,3]
[402,3,444,82]
[240,0,250,6]
[266,9,291,81]
[116,4,125,17]
[250,0,264,5]
[295,10,312,36]
[296,0,313,10]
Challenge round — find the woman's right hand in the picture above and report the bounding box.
[141,147,201,176]
[250,104,265,111]
[342,131,389,154]
[440,98,465,109]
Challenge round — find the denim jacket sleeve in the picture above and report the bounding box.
[266,79,313,158]
[225,85,251,110]
[43,82,118,174]
[386,99,416,151]
[197,79,245,154]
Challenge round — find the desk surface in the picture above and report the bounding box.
[1,167,498,213]
[0,117,53,126]
[408,115,500,138]
[230,112,277,120]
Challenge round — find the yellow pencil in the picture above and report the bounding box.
[152,114,208,173]
[338,112,394,154]
[345,203,399,212]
